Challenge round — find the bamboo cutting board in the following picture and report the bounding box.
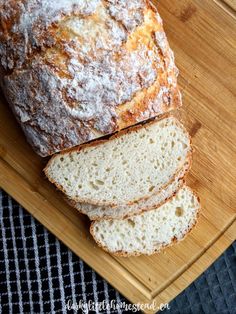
[0,0,236,313]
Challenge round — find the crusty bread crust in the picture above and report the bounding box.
[45,112,171,158]
[0,0,181,156]
[90,187,201,257]
[44,115,192,207]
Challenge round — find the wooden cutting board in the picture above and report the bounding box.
[0,0,235,313]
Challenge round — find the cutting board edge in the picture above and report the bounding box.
[143,219,236,314]
[1,156,235,314]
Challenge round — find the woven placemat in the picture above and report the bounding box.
[0,189,235,314]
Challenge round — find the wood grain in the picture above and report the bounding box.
[213,0,236,18]
[0,0,236,312]
[223,0,236,11]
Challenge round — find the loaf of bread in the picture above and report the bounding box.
[44,117,192,206]
[90,186,200,256]
[70,158,191,220]
[0,0,181,156]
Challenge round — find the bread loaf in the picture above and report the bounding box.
[70,158,191,220]
[90,186,200,256]
[44,117,192,206]
[0,0,181,156]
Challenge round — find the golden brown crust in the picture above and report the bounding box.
[45,113,172,158]
[90,186,201,257]
[0,0,106,71]
[0,0,182,156]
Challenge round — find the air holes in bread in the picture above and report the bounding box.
[149,186,155,192]
[127,219,135,228]
[175,207,184,217]
[89,181,99,190]
[95,180,104,186]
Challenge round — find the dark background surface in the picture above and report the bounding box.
[0,189,235,314]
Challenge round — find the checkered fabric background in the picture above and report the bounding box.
[0,188,235,314]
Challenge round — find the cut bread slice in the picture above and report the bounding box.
[90,186,200,257]
[45,117,192,206]
[71,158,191,220]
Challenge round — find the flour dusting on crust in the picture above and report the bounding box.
[0,0,101,69]
[0,0,182,156]
[107,0,145,31]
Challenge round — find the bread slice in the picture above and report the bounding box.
[90,186,200,257]
[71,158,191,220]
[45,117,192,206]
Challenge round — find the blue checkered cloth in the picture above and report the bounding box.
[0,189,235,314]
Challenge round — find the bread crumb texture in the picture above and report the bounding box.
[73,160,189,220]
[46,117,191,205]
[91,186,200,255]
